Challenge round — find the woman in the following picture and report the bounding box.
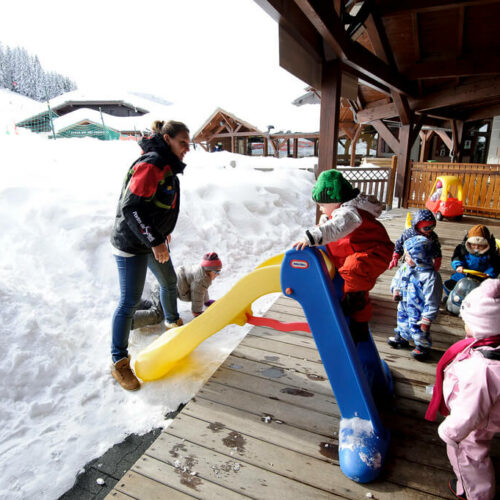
[110,120,190,390]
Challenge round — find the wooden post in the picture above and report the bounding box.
[231,135,235,153]
[419,130,434,162]
[314,138,319,156]
[386,155,397,209]
[350,125,362,167]
[318,59,342,177]
[395,123,412,200]
[264,137,268,157]
[293,138,298,158]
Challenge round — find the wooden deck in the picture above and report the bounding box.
[106,209,500,500]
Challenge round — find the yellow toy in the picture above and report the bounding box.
[134,254,284,381]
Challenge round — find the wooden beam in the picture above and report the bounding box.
[464,103,500,122]
[350,124,363,166]
[318,59,342,175]
[411,12,421,63]
[377,0,499,16]
[371,119,400,153]
[410,76,500,112]
[253,0,322,63]
[392,92,412,125]
[397,123,415,201]
[457,6,465,57]
[418,130,434,162]
[450,119,464,162]
[357,102,398,123]
[404,56,500,80]
[294,0,416,96]
[435,129,453,150]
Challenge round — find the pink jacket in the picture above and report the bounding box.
[438,346,500,445]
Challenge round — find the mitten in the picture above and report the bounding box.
[420,317,431,332]
[393,291,402,302]
[388,252,400,270]
[204,300,215,307]
[433,257,442,271]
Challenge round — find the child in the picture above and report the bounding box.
[445,224,500,292]
[425,279,500,500]
[293,169,394,341]
[389,209,442,270]
[429,179,443,201]
[388,235,443,360]
[133,252,222,329]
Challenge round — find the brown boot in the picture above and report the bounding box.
[111,357,140,391]
[165,318,184,330]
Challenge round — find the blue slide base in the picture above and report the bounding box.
[339,418,390,483]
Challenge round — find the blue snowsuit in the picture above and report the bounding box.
[450,236,499,282]
[394,209,442,259]
[391,236,443,349]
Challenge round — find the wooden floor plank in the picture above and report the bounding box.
[163,412,443,499]
[145,432,345,499]
[108,211,500,499]
[108,469,196,500]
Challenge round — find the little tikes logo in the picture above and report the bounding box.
[290,259,309,269]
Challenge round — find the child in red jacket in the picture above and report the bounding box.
[294,169,394,340]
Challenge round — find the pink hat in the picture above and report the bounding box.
[460,279,500,338]
[201,252,222,271]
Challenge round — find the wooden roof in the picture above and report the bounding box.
[193,108,264,143]
[255,0,500,125]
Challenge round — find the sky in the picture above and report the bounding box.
[0,0,310,115]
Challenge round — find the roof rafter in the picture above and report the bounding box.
[294,0,416,96]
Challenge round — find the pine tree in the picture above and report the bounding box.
[0,41,77,101]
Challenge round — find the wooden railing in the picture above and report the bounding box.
[339,156,397,209]
[404,162,500,218]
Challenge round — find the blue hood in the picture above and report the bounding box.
[411,209,436,231]
[404,235,434,267]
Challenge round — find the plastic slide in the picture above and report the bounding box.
[134,254,284,381]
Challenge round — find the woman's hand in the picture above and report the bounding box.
[456,266,464,274]
[152,243,170,263]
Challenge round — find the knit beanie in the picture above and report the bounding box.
[460,279,500,338]
[201,252,222,271]
[465,225,490,254]
[312,170,359,204]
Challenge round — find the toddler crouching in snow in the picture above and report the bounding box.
[133,252,222,328]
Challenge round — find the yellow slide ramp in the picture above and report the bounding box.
[134,254,284,381]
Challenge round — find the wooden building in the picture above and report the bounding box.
[253,0,500,203]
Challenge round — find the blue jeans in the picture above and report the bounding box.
[111,254,179,363]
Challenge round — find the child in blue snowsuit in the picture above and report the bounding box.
[389,209,442,271]
[444,224,500,292]
[388,235,443,360]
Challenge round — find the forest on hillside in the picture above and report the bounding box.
[0,42,76,102]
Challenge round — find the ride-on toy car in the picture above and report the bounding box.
[425,175,464,221]
[444,269,489,315]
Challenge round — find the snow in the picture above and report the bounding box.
[0,94,318,499]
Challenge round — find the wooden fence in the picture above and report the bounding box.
[404,162,500,218]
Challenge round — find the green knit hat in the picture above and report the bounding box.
[312,169,359,203]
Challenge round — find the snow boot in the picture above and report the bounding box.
[387,335,410,349]
[165,318,184,330]
[448,478,467,499]
[411,346,431,361]
[111,357,140,391]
